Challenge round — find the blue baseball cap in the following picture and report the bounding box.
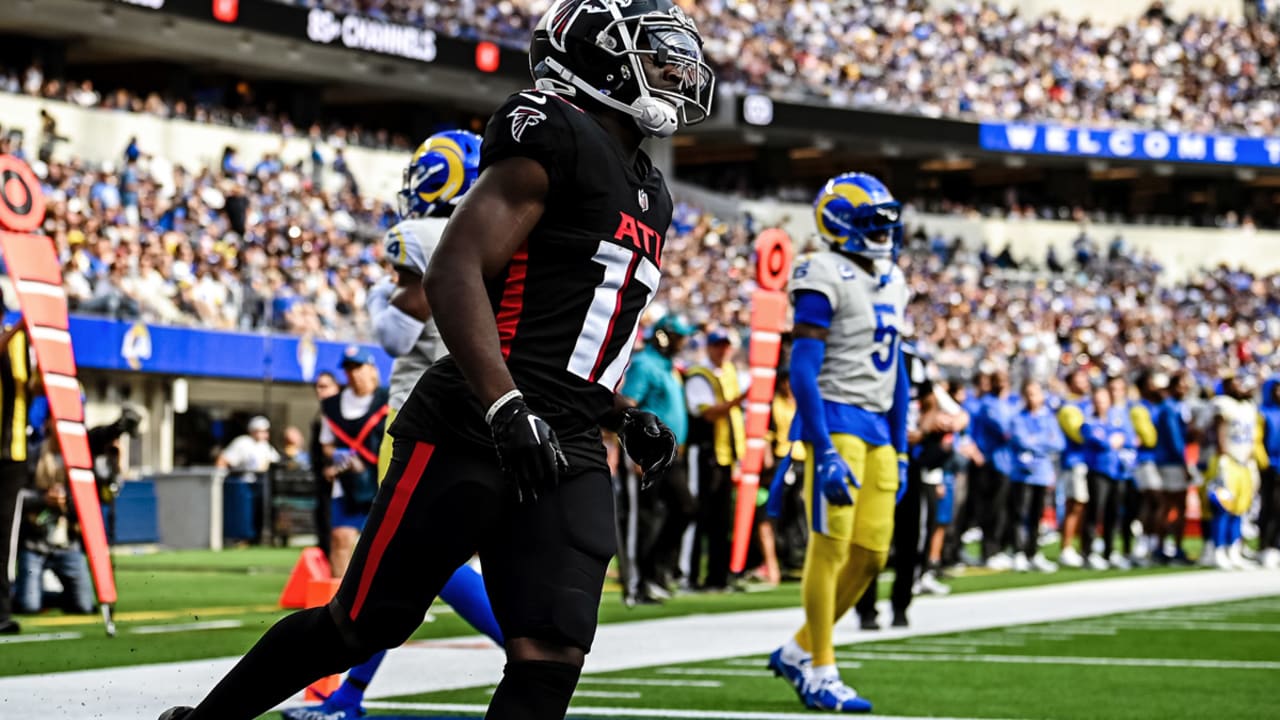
[340,345,375,368]
[706,328,732,345]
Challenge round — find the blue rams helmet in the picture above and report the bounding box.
[397,130,482,219]
[812,172,903,260]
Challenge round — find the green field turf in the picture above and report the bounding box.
[0,543,1203,677]
[384,595,1280,720]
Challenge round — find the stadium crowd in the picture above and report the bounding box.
[22,136,398,340]
[279,0,1280,135]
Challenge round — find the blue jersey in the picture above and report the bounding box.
[974,394,1018,476]
[1153,397,1189,467]
[1010,406,1066,486]
[1109,405,1139,482]
[1084,407,1135,479]
[1133,399,1160,465]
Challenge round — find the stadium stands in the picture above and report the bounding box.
[267,0,1280,134]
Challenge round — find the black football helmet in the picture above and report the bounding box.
[529,0,715,138]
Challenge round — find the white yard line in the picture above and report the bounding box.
[130,620,245,635]
[1,571,1277,720]
[836,651,1280,670]
[363,700,1021,720]
[1085,620,1280,633]
[0,631,82,644]
[579,677,723,688]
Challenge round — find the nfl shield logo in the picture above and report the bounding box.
[638,189,649,212]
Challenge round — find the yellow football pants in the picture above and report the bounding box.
[795,433,897,666]
[376,407,396,484]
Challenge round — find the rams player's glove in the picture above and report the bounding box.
[487,393,568,503]
[764,454,792,520]
[618,408,678,490]
[816,446,857,506]
[896,456,909,505]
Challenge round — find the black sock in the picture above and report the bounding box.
[485,660,582,720]
[188,606,367,720]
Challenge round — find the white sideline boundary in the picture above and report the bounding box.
[363,700,1018,720]
[0,572,1277,719]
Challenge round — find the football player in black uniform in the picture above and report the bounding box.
[158,1,712,719]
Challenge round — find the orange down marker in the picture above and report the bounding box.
[730,229,794,574]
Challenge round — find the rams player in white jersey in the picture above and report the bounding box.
[767,173,910,713]
[1203,375,1262,570]
[284,130,502,720]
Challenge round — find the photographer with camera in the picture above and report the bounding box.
[15,406,141,615]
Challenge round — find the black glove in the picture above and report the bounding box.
[488,395,569,503]
[618,408,678,490]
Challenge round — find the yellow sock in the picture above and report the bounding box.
[834,544,888,620]
[793,532,850,666]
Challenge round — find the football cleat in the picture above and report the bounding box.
[1057,546,1084,568]
[767,646,811,704]
[803,675,873,713]
[1012,552,1031,573]
[1031,554,1059,573]
[157,708,193,720]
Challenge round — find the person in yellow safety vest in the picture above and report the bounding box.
[684,327,747,592]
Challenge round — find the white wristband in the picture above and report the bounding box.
[485,389,524,425]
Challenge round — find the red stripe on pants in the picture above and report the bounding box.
[349,441,435,620]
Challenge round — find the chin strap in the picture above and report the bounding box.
[539,57,679,138]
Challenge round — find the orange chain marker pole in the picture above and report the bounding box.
[730,229,793,574]
[0,155,119,635]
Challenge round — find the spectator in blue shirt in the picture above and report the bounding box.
[1008,380,1065,572]
[1153,371,1196,564]
[975,368,1017,568]
[1082,385,1137,570]
[617,314,694,605]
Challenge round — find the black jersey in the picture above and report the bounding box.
[392,89,673,472]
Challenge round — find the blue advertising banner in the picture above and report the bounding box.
[979,122,1280,167]
[66,315,393,383]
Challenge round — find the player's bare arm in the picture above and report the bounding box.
[390,269,430,322]
[425,156,548,409]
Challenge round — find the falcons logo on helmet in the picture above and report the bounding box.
[509,106,547,143]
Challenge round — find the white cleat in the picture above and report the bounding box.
[986,553,1014,571]
[1260,548,1280,570]
[1199,542,1218,567]
[1108,553,1132,571]
[1031,554,1059,573]
[1214,546,1234,571]
[1012,552,1031,573]
[917,570,952,596]
[1086,553,1110,571]
[1058,547,1085,569]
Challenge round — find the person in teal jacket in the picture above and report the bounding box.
[1259,379,1280,569]
[1007,380,1065,572]
[618,314,695,605]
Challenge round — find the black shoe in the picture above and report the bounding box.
[891,613,909,628]
[158,708,194,720]
[859,616,880,631]
[0,619,19,635]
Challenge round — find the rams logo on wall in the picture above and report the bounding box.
[297,334,318,382]
[121,322,152,370]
